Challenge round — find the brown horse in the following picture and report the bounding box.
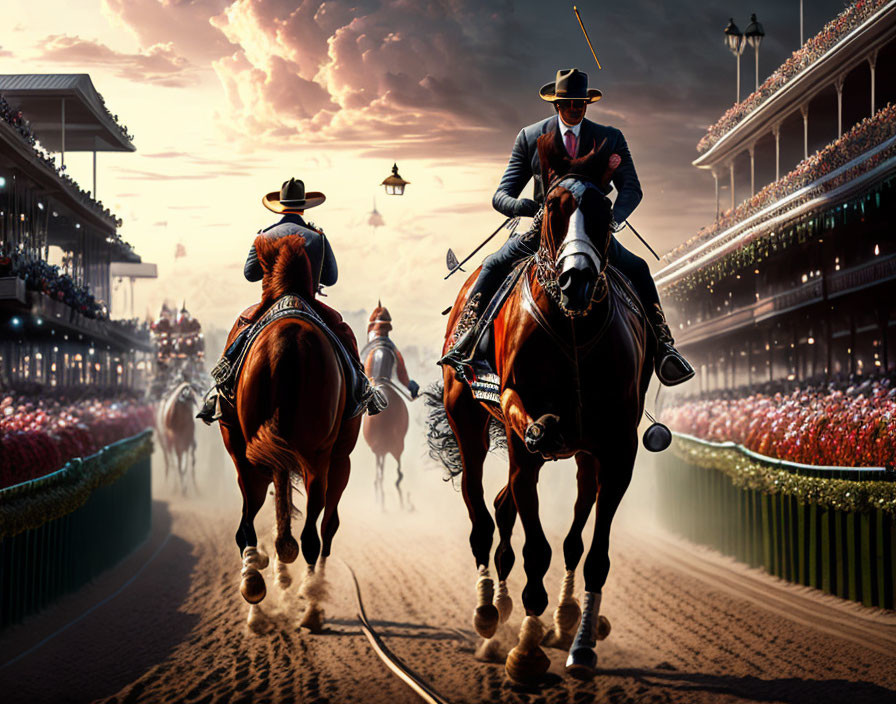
[219,233,361,632]
[438,134,652,683]
[361,302,417,510]
[159,381,198,496]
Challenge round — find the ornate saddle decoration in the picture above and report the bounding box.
[213,293,368,417]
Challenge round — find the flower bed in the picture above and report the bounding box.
[0,393,154,489]
[661,376,896,467]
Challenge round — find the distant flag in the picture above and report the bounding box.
[368,197,385,229]
[174,242,187,259]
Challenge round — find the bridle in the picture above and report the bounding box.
[535,174,612,318]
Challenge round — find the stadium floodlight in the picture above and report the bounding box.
[745,14,765,92]
[724,18,746,102]
[381,163,410,195]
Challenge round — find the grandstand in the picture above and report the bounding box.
[654,1,896,608]
[0,74,156,628]
[659,0,896,399]
[0,74,155,393]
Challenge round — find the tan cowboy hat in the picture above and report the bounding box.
[539,68,602,103]
[262,177,326,214]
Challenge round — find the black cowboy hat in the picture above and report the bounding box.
[539,68,602,104]
[262,177,326,214]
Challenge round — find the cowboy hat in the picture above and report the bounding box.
[539,68,602,103]
[262,177,326,214]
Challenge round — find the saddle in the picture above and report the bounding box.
[213,293,370,418]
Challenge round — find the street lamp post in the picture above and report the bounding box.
[745,14,765,93]
[724,18,746,102]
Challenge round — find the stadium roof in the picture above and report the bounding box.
[0,74,134,152]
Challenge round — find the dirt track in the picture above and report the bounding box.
[2,428,896,704]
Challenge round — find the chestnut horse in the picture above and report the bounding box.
[160,381,198,496]
[439,134,652,683]
[219,233,361,632]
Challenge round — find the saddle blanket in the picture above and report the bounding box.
[215,294,367,417]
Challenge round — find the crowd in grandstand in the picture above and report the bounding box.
[665,102,896,264]
[0,92,134,251]
[0,248,109,320]
[661,373,896,467]
[0,391,154,488]
[698,0,889,153]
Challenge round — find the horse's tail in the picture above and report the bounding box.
[422,380,507,483]
[245,411,299,478]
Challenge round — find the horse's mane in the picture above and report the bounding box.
[537,129,609,189]
[253,234,315,307]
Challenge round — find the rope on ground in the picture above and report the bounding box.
[340,559,453,704]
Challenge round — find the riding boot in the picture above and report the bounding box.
[196,390,222,425]
[649,302,695,386]
[196,326,253,424]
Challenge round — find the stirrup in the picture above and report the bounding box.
[655,345,695,386]
[366,385,389,415]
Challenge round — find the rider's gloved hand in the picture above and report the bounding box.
[408,379,420,399]
[513,198,539,218]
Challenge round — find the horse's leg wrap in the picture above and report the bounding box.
[472,565,500,639]
[543,569,581,650]
[565,590,610,679]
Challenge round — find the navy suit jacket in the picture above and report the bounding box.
[492,115,642,225]
[244,213,337,288]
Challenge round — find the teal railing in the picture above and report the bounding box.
[0,430,153,628]
[658,433,896,609]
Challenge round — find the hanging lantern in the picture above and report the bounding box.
[381,163,410,195]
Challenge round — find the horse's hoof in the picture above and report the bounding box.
[472,604,500,639]
[596,615,611,641]
[565,646,597,680]
[524,414,562,455]
[275,535,300,564]
[505,643,551,686]
[299,604,325,634]
[240,568,267,604]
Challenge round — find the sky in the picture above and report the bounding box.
[0,0,850,351]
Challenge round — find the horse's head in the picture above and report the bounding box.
[254,234,315,305]
[536,132,618,316]
[544,177,613,314]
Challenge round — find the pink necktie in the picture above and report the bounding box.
[564,130,577,157]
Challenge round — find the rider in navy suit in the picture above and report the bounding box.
[441,68,693,387]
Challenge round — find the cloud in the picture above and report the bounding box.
[102,0,237,62]
[35,34,197,87]
[203,0,537,154]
